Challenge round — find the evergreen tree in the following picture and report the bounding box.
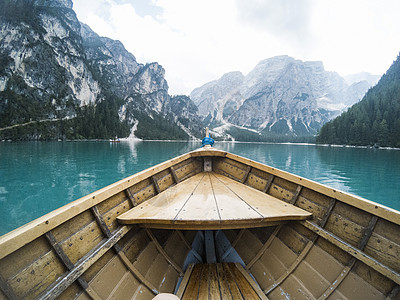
[317,53,400,147]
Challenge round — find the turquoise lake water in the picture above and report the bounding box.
[1,141,399,235]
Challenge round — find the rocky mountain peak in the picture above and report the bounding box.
[190,55,379,139]
[34,0,73,9]
[0,0,200,140]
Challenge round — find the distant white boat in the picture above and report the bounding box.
[109,137,120,143]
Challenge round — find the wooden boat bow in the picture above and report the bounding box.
[117,171,311,229]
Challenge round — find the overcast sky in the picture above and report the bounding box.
[73,0,400,95]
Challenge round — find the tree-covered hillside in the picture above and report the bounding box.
[0,0,198,141]
[317,54,400,147]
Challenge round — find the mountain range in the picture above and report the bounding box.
[0,0,201,140]
[0,0,379,142]
[190,56,379,140]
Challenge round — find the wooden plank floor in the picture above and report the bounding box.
[177,263,268,300]
[117,172,311,229]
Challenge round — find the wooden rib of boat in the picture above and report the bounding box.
[0,145,399,299]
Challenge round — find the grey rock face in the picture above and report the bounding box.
[163,95,203,138]
[191,55,378,136]
[0,0,198,139]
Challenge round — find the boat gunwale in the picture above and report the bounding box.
[1,147,399,261]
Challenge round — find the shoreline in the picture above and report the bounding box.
[2,138,400,151]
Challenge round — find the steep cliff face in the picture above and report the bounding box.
[0,0,197,140]
[163,95,203,138]
[191,56,378,137]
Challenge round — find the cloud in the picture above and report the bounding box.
[235,0,314,49]
[310,0,400,76]
[73,0,400,95]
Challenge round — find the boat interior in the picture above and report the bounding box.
[0,148,399,299]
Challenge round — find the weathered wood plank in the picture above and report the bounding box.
[144,253,170,290]
[125,188,137,207]
[131,284,154,299]
[304,244,344,284]
[213,158,247,181]
[216,263,233,300]
[37,226,130,300]
[277,225,310,255]
[0,235,50,280]
[102,199,132,233]
[157,174,175,193]
[365,233,400,273]
[265,240,314,294]
[108,271,140,300]
[96,192,127,216]
[118,252,158,295]
[335,269,386,300]
[176,264,194,298]
[320,198,336,228]
[164,232,191,268]
[58,282,85,300]
[89,255,127,298]
[209,264,221,300]
[123,230,149,262]
[91,206,112,238]
[145,229,182,274]
[173,159,199,181]
[246,226,282,270]
[268,183,294,203]
[175,174,220,224]
[198,264,209,299]
[263,175,275,193]
[290,185,302,205]
[215,173,311,222]
[51,210,95,243]
[151,175,162,194]
[60,220,104,265]
[246,173,268,191]
[158,265,178,293]
[119,171,310,229]
[303,220,400,285]
[170,166,180,183]
[209,174,262,222]
[223,263,243,299]
[365,218,400,273]
[0,274,18,300]
[229,230,262,265]
[9,249,66,299]
[325,212,365,247]
[181,264,202,300]
[118,173,204,225]
[352,261,396,297]
[296,195,326,223]
[81,250,115,284]
[45,232,87,295]
[233,263,268,300]
[241,166,252,183]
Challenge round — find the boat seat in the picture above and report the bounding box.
[117,172,311,230]
[176,262,267,299]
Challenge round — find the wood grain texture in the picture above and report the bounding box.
[118,172,311,229]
